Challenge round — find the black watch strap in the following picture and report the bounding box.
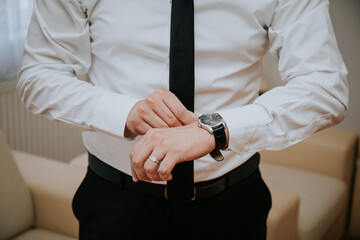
[210,124,227,162]
[210,149,224,162]
[213,124,227,150]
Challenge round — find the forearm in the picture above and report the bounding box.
[219,0,348,154]
[17,0,141,139]
[17,69,139,138]
[219,74,348,155]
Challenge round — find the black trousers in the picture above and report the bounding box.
[72,167,272,240]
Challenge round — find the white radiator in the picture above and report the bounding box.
[0,80,85,162]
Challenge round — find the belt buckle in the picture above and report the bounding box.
[164,186,197,201]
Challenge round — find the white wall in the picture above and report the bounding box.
[263,0,360,139]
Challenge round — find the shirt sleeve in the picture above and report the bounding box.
[218,0,349,155]
[17,0,140,139]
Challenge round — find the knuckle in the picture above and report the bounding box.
[133,160,143,168]
[157,88,167,95]
[145,96,155,105]
[166,90,175,97]
[137,106,146,114]
[153,89,163,97]
[130,118,140,127]
[167,116,179,127]
[140,124,151,134]
[175,107,186,119]
[143,164,154,172]
[158,167,168,177]
[129,151,135,160]
[159,121,168,128]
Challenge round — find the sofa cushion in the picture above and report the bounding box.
[0,130,34,239]
[260,162,346,240]
[69,152,88,168]
[11,229,76,240]
[267,187,300,240]
[12,150,86,238]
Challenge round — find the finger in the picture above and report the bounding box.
[142,110,169,129]
[153,102,183,127]
[188,111,199,121]
[131,159,152,182]
[143,151,165,181]
[157,154,179,181]
[163,92,198,125]
[130,158,151,182]
[126,114,152,136]
[133,121,152,136]
[131,166,140,182]
[130,138,153,181]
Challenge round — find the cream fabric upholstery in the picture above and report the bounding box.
[261,163,346,240]
[261,127,358,240]
[266,187,300,240]
[260,127,357,185]
[12,150,87,238]
[70,152,88,168]
[0,128,80,240]
[0,130,34,239]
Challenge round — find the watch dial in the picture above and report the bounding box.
[200,113,222,126]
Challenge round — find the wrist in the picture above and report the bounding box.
[189,122,216,151]
[197,113,228,161]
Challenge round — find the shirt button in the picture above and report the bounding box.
[244,144,250,152]
[290,136,297,142]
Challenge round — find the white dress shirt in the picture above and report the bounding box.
[17,0,348,183]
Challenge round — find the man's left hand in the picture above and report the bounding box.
[129,122,215,182]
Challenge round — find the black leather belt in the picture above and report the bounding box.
[88,152,260,201]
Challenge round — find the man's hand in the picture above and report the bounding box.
[126,89,197,136]
[129,122,215,182]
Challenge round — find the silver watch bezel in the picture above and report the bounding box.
[198,113,225,133]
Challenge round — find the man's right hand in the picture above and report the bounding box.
[125,89,198,136]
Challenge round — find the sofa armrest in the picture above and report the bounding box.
[267,187,300,240]
[260,127,358,184]
[12,150,87,238]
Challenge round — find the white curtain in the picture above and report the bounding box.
[0,0,33,83]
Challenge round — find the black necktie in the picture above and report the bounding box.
[167,0,195,205]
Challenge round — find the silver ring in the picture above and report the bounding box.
[148,155,161,165]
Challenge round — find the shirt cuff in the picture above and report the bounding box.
[218,104,272,154]
[92,91,140,139]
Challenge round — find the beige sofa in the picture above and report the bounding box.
[1,127,358,240]
[261,127,358,240]
[0,129,85,240]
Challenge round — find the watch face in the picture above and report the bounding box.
[200,113,223,127]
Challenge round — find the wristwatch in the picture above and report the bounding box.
[198,113,228,161]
